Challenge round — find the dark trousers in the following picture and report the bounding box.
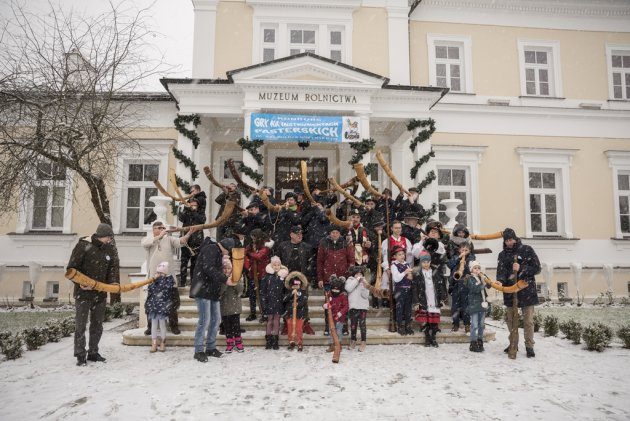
[248,275,258,314]
[395,288,412,328]
[74,294,106,357]
[349,308,367,341]
[222,314,241,338]
[180,247,197,286]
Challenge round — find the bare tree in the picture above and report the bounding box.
[0,0,168,226]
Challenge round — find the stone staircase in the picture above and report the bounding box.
[122,286,495,347]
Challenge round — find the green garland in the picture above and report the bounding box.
[407,118,437,222]
[237,137,265,190]
[172,147,200,180]
[174,114,201,149]
[349,138,376,176]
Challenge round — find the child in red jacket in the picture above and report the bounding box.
[323,275,349,353]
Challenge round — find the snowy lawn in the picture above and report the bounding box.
[1,320,629,420]
[536,304,630,331]
[0,309,74,333]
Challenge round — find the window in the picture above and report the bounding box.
[606,151,630,238]
[528,170,560,235]
[289,28,316,56]
[329,29,343,62]
[437,167,469,226]
[518,40,562,97]
[262,26,277,63]
[427,35,473,94]
[31,161,67,231]
[606,45,630,100]
[557,282,568,299]
[536,283,544,294]
[124,163,159,230]
[22,281,33,299]
[46,281,59,299]
[517,148,575,238]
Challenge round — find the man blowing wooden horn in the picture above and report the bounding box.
[66,223,119,366]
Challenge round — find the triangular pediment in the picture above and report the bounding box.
[227,53,388,88]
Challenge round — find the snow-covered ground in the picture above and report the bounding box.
[1,319,629,421]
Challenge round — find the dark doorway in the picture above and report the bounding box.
[275,158,328,201]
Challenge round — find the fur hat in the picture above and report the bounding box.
[423,238,439,253]
[95,223,114,238]
[469,260,481,270]
[156,261,169,274]
[284,271,308,290]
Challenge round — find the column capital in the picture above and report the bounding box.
[191,0,218,12]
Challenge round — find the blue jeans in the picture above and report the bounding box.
[470,310,485,342]
[193,298,221,353]
[327,321,344,345]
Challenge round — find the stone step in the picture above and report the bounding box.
[175,316,456,332]
[176,305,452,318]
[178,294,327,306]
[122,328,495,347]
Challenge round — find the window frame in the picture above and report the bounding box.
[517,148,576,238]
[432,146,485,234]
[261,24,279,63]
[605,151,630,238]
[605,44,630,101]
[122,161,161,232]
[328,26,344,62]
[527,169,562,236]
[437,166,471,228]
[427,34,474,94]
[517,39,563,98]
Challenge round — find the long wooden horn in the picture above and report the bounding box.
[325,209,352,230]
[481,273,529,293]
[328,177,364,208]
[300,161,317,205]
[169,168,193,201]
[203,166,227,189]
[227,159,258,193]
[65,269,156,294]
[375,150,410,196]
[440,228,504,241]
[320,176,357,194]
[259,190,282,212]
[170,201,237,232]
[353,163,382,198]
[153,180,191,207]
[231,247,245,284]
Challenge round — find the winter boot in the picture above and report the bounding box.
[430,328,439,348]
[206,348,223,358]
[397,326,406,336]
[144,326,151,336]
[526,347,535,358]
[265,334,272,349]
[326,344,334,352]
[219,322,225,335]
[359,341,366,352]
[272,335,279,350]
[245,313,257,322]
[342,323,349,336]
[194,352,208,363]
[451,324,459,332]
[297,343,304,352]
[159,338,166,352]
[469,341,478,352]
[150,340,158,353]
[303,321,315,335]
[424,329,432,347]
[225,338,235,354]
[87,353,106,362]
[259,315,268,324]
[504,345,518,354]
[465,325,470,334]
[405,324,415,335]
[76,355,87,366]
[288,341,295,351]
[235,336,244,353]
[477,339,484,352]
[349,340,356,350]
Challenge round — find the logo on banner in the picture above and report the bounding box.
[343,118,360,140]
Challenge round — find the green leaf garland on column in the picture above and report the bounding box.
[237,138,265,194]
[407,118,437,222]
[173,114,201,193]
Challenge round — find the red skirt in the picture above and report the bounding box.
[414,309,441,324]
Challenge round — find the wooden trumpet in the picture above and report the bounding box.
[375,150,410,196]
[452,254,466,280]
[66,269,156,294]
[353,163,382,198]
[328,177,364,208]
[324,209,352,230]
[167,201,237,233]
[300,161,318,205]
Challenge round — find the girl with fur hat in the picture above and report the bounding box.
[282,272,309,351]
[145,261,175,353]
[345,265,371,351]
[463,261,491,352]
[260,256,289,350]
[323,275,349,353]
[412,252,447,348]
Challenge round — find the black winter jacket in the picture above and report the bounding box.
[66,235,117,300]
[496,238,541,307]
[190,237,228,301]
[412,268,447,309]
[178,208,206,248]
[283,289,308,319]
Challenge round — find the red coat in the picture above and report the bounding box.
[327,293,349,323]
[244,246,271,282]
[317,236,354,285]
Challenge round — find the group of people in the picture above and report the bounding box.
[66,183,542,366]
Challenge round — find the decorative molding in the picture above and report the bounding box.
[426,33,474,94]
[516,147,578,167]
[517,39,563,98]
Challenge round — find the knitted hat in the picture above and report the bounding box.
[502,228,518,241]
[419,251,431,262]
[95,223,114,238]
[156,261,169,274]
[469,260,481,270]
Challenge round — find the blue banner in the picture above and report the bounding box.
[250,113,361,143]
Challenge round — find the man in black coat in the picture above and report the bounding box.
[190,184,207,214]
[274,226,312,278]
[66,223,118,366]
[271,192,301,243]
[496,228,541,358]
[190,237,233,362]
[215,183,240,241]
[178,198,206,287]
[241,201,271,239]
[401,211,423,246]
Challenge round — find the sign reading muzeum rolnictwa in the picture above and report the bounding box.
[258,92,358,104]
[251,113,361,142]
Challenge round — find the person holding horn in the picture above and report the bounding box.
[142,221,196,337]
[496,228,541,358]
[215,182,240,241]
[67,223,119,366]
[283,272,309,351]
[178,197,206,287]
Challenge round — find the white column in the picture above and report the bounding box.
[413,127,438,212]
[389,133,414,195]
[356,112,371,196]
[242,109,261,201]
[387,3,411,85]
[191,0,218,78]
[176,120,195,186]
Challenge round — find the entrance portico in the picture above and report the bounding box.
[161,52,446,218]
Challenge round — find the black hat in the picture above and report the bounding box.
[219,238,235,252]
[403,211,420,220]
[365,196,376,203]
[290,225,303,234]
[95,223,114,238]
[391,245,405,256]
[293,187,304,194]
[372,217,386,228]
[285,192,297,201]
[328,225,342,233]
[425,220,444,239]
[349,208,361,217]
[423,237,439,253]
[502,228,518,241]
[246,201,259,209]
[408,187,419,194]
[453,223,469,238]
